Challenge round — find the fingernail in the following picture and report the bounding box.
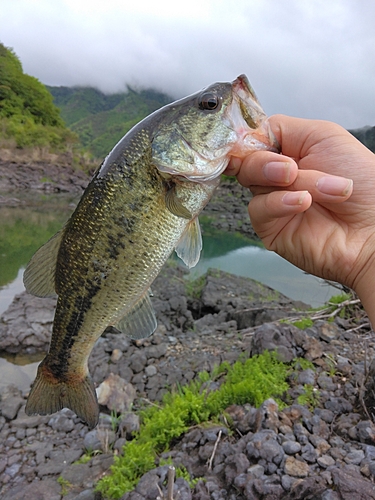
[227,156,242,172]
[316,176,353,196]
[264,162,291,183]
[282,191,309,206]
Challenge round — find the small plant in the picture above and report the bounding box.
[57,476,72,496]
[291,358,315,371]
[73,453,93,465]
[185,274,206,299]
[297,384,320,409]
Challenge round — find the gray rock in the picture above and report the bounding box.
[331,467,375,499]
[145,343,168,359]
[325,397,353,414]
[246,464,265,479]
[283,440,302,455]
[345,450,365,465]
[173,477,192,500]
[284,476,328,500]
[48,410,75,432]
[119,412,140,438]
[246,430,285,466]
[84,429,103,451]
[321,491,341,500]
[318,455,336,468]
[281,474,299,491]
[1,477,62,500]
[0,394,24,420]
[11,405,49,428]
[356,421,375,443]
[317,374,336,391]
[129,352,147,373]
[298,368,315,385]
[145,365,157,377]
[319,322,341,342]
[224,453,250,484]
[5,462,21,478]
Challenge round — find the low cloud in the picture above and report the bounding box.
[2,0,374,128]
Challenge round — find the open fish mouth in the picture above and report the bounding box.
[230,74,280,155]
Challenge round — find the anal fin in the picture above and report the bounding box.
[175,217,202,268]
[23,228,65,297]
[115,292,157,340]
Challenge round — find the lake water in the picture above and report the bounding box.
[0,192,338,319]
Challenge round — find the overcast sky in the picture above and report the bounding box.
[1,0,374,129]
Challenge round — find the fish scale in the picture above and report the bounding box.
[23,74,279,427]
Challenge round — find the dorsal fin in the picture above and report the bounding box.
[23,228,65,297]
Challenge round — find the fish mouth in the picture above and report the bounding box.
[229,74,280,155]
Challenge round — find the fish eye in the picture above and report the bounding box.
[198,92,221,111]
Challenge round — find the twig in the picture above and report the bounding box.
[167,466,175,500]
[345,322,371,334]
[207,430,222,471]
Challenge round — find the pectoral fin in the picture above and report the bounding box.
[115,292,157,340]
[23,228,65,297]
[175,217,202,269]
[165,185,192,219]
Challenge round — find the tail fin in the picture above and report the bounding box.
[25,361,99,428]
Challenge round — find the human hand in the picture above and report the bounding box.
[225,115,375,317]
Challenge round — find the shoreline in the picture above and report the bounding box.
[1,162,375,499]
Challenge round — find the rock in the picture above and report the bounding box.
[246,430,285,467]
[96,373,136,413]
[356,421,375,443]
[48,410,75,432]
[319,322,341,342]
[317,455,336,468]
[83,429,102,451]
[284,456,310,477]
[224,453,250,484]
[145,365,157,377]
[83,428,116,453]
[1,477,62,500]
[284,476,328,500]
[298,368,316,385]
[331,467,375,499]
[344,450,365,465]
[283,441,302,455]
[257,398,279,431]
[0,386,24,420]
[0,292,56,354]
[317,374,336,391]
[119,412,140,438]
[111,349,123,363]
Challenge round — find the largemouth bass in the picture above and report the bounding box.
[24,75,279,428]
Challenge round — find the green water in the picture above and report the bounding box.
[0,192,338,316]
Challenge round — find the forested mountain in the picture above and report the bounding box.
[349,126,375,153]
[0,43,77,150]
[47,85,173,159]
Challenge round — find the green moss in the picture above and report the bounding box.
[328,293,351,304]
[291,318,314,330]
[57,476,72,496]
[96,351,292,498]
